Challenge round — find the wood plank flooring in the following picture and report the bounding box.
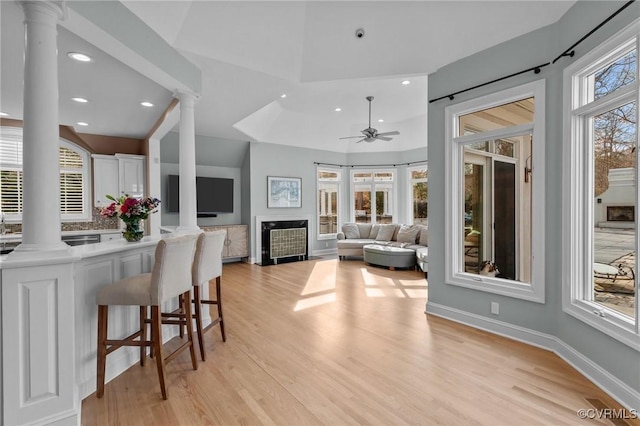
[82,258,638,425]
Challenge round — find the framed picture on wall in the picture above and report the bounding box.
[267,176,301,208]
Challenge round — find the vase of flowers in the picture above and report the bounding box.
[99,195,161,242]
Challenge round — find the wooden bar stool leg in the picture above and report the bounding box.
[216,277,226,342]
[96,305,108,398]
[177,294,184,338]
[193,285,206,361]
[139,306,147,366]
[151,306,167,400]
[182,290,198,370]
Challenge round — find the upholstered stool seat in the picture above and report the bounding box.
[96,234,199,400]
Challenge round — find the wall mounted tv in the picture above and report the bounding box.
[167,175,234,217]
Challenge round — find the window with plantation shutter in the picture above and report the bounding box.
[0,127,91,221]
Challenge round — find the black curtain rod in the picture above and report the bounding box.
[552,0,636,64]
[429,0,636,104]
[314,160,427,168]
[428,63,550,104]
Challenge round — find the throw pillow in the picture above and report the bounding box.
[369,224,381,239]
[342,223,360,239]
[419,226,429,246]
[356,223,373,239]
[397,225,420,244]
[375,224,396,242]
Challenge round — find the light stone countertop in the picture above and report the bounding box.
[0,228,122,243]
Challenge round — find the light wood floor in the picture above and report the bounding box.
[82,258,638,425]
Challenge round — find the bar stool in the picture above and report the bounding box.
[191,230,226,361]
[95,234,199,400]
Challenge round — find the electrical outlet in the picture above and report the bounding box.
[491,302,499,315]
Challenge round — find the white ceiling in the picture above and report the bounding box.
[1,1,576,154]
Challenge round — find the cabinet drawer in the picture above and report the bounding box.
[100,232,122,242]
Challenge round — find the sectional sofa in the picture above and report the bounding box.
[336,223,428,272]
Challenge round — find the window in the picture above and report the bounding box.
[563,21,639,348]
[445,80,545,302]
[0,127,91,222]
[317,168,341,239]
[408,166,428,225]
[350,169,395,224]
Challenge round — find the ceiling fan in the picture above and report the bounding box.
[339,96,400,143]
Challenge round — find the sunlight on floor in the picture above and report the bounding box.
[360,268,427,298]
[295,260,337,311]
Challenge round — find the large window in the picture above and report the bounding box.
[351,169,395,224]
[409,166,428,225]
[563,21,639,348]
[445,80,545,302]
[317,168,341,238]
[0,127,91,222]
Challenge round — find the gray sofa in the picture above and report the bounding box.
[337,223,428,272]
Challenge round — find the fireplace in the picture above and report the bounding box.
[260,219,309,265]
[607,206,634,222]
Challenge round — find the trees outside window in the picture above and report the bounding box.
[563,21,638,348]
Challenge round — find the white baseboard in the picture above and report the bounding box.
[312,248,337,257]
[425,301,640,412]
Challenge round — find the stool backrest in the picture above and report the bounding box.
[151,234,198,304]
[192,230,226,287]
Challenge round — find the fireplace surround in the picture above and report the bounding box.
[259,219,309,265]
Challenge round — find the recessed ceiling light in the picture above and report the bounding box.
[68,52,92,62]
[378,119,384,123]
[281,94,287,98]
[71,97,88,103]
[0,112,8,117]
[402,80,411,85]
[77,122,89,126]
[334,107,342,112]
[140,101,154,107]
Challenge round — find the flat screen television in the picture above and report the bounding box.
[166,175,234,216]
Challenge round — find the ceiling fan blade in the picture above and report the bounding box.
[339,136,365,139]
[376,131,400,136]
[376,136,393,141]
[356,138,365,143]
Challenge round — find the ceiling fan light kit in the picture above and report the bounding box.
[339,96,400,143]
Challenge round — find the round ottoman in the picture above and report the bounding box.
[363,244,416,270]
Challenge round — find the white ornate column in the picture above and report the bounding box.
[1,4,79,425]
[13,0,69,256]
[175,90,201,234]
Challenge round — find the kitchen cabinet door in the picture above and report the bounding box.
[92,155,119,207]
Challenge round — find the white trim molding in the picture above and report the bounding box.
[444,79,546,303]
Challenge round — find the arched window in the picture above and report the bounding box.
[0,127,91,222]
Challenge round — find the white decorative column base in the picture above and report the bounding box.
[1,257,79,426]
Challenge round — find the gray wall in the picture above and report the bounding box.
[427,0,639,394]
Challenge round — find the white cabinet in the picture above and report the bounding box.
[92,155,119,207]
[201,224,248,260]
[93,154,146,207]
[117,154,145,198]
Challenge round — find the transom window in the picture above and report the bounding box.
[0,127,91,222]
[445,80,546,302]
[317,168,341,239]
[350,169,395,224]
[563,21,639,348]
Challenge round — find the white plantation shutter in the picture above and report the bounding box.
[0,127,90,220]
[59,147,85,214]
